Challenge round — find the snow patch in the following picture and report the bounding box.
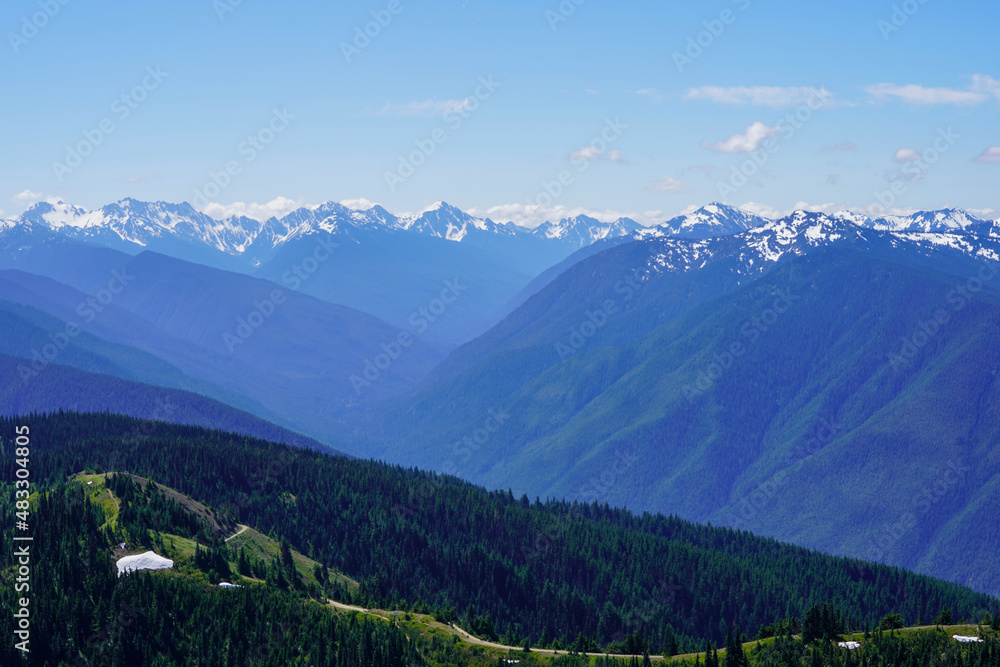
[117,551,173,577]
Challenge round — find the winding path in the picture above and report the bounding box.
[225,524,249,542]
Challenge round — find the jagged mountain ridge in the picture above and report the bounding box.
[5,198,996,262]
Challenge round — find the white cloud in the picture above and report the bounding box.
[735,201,785,219]
[887,148,928,182]
[569,146,628,163]
[465,203,666,228]
[340,197,380,210]
[376,99,473,117]
[570,146,602,161]
[648,176,690,193]
[865,82,988,106]
[733,200,968,220]
[684,86,833,108]
[974,145,1000,164]
[584,88,598,95]
[12,190,43,204]
[702,122,778,154]
[633,88,665,102]
[198,196,305,221]
[734,201,857,219]
[968,74,1000,101]
[968,207,999,219]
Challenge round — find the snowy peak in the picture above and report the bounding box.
[643,208,1000,282]
[402,201,484,241]
[532,214,642,248]
[746,210,860,262]
[661,203,768,239]
[866,208,993,234]
[90,198,267,253]
[4,199,997,266]
[19,200,89,229]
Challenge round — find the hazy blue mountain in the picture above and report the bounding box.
[0,253,445,445]
[0,352,335,452]
[355,213,1000,595]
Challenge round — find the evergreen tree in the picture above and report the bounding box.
[934,607,954,625]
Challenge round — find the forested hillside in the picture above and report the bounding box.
[3,412,996,658]
[363,246,1000,595]
[0,482,422,666]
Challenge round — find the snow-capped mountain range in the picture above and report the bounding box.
[2,198,998,265]
[639,209,1000,284]
[0,198,645,256]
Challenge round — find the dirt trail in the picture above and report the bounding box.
[325,600,665,660]
[224,524,249,542]
[448,623,666,660]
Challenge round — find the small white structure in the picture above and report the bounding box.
[116,551,174,577]
[837,641,861,650]
[218,582,241,589]
[953,635,984,643]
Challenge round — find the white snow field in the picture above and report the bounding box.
[116,551,174,577]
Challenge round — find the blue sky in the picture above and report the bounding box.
[1,0,998,225]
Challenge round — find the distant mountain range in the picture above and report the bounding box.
[4,197,1000,596]
[5,198,996,343]
[3,198,646,262]
[8,199,996,260]
[2,198,656,344]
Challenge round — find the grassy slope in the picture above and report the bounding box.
[66,471,355,591]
